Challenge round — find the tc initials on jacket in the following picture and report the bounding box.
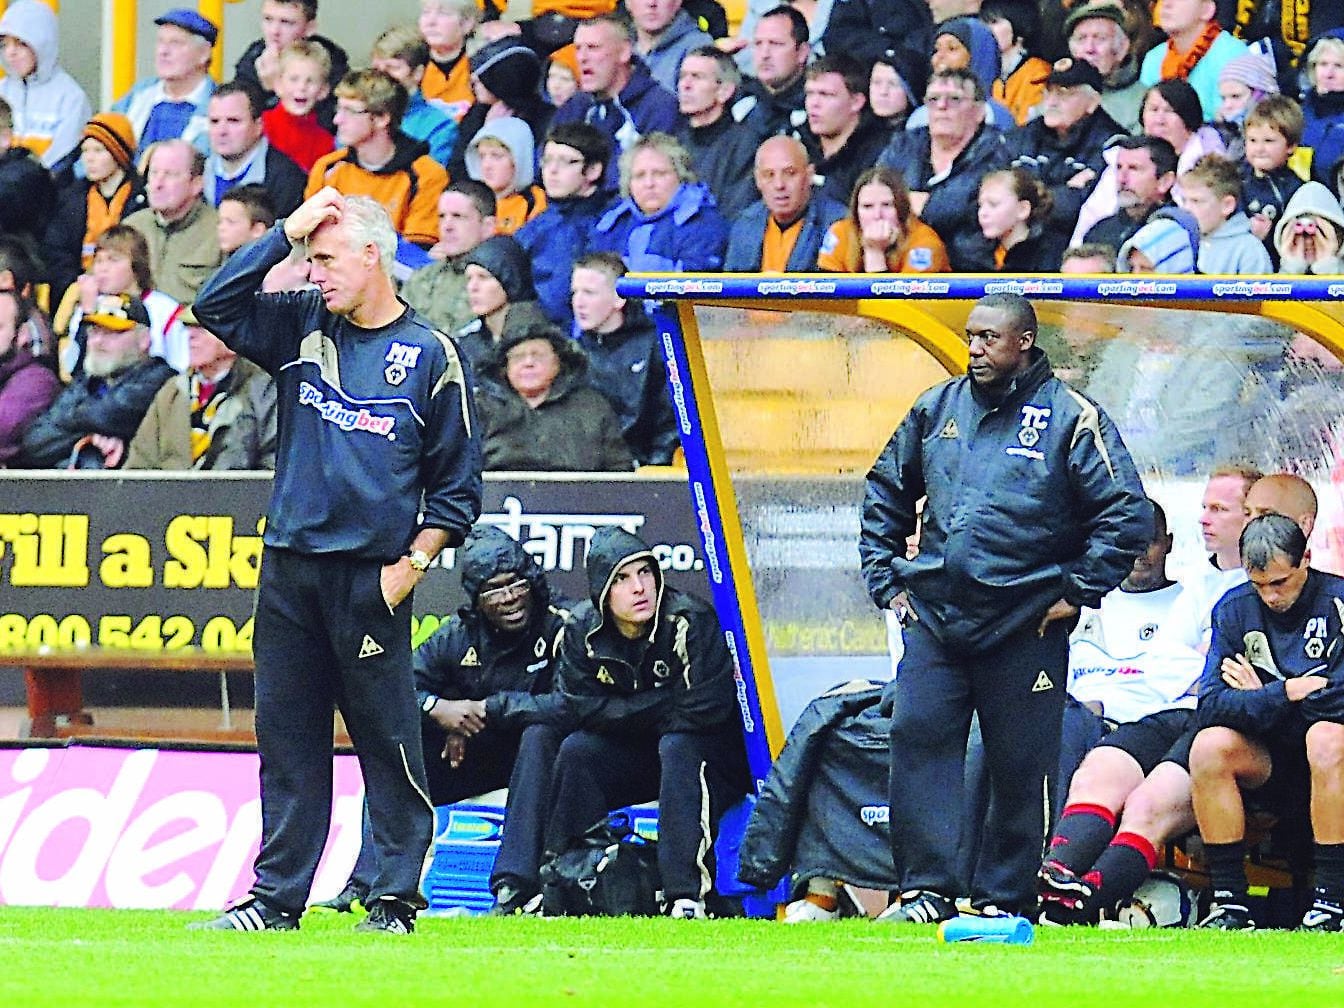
[1005,404,1051,460]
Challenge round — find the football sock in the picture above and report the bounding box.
[1047,803,1118,873]
[1203,840,1249,904]
[1083,832,1157,911]
[1314,843,1344,900]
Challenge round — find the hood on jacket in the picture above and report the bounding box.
[487,319,588,385]
[458,523,550,612]
[1274,180,1344,251]
[463,234,537,302]
[584,526,664,631]
[0,0,59,83]
[1117,206,1200,273]
[466,116,536,193]
[935,17,1000,98]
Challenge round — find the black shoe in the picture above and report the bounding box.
[188,896,300,932]
[1300,893,1344,932]
[1038,860,1092,904]
[1196,902,1256,931]
[489,882,542,916]
[355,897,417,934]
[308,882,367,915]
[875,890,958,924]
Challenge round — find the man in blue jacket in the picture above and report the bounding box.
[314,524,572,917]
[1190,513,1344,932]
[190,187,482,934]
[860,292,1149,923]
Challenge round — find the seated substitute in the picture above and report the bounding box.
[541,527,751,919]
[313,525,573,917]
[1191,514,1344,932]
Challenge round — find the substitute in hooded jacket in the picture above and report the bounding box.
[544,527,750,918]
[0,0,92,170]
[860,293,1149,921]
[306,69,447,248]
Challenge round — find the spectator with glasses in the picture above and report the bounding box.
[877,67,1008,256]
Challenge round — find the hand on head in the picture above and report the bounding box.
[285,186,345,244]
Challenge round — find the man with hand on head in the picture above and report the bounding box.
[189,186,481,935]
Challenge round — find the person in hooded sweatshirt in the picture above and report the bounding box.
[591,132,729,272]
[475,321,633,472]
[905,16,1016,132]
[466,117,548,236]
[0,0,92,170]
[455,234,550,376]
[542,526,751,919]
[1116,206,1201,273]
[516,122,617,328]
[570,251,679,466]
[305,69,447,247]
[1274,179,1344,275]
[310,524,575,918]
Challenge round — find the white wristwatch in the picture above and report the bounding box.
[407,549,432,573]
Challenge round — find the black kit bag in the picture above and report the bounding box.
[539,812,662,916]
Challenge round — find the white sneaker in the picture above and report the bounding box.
[669,898,707,919]
[784,898,839,923]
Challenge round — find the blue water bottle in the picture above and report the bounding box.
[937,916,1034,945]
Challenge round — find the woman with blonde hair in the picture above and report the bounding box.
[816,166,950,273]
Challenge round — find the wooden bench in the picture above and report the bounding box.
[2,646,256,744]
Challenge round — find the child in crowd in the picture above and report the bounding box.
[1179,153,1273,274]
[216,183,276,257]
[418,0,479,120]
[816,166,949,273]
[981,0,1049,125]
[1116,207,1200,273]
[1275,180,1344,275]
[966,167,1066,271]
[260,41,335,173]
[1240,95,1306,262]
[371,25,457,166]
[544,45,580,108]
[233,0,347,129]
[868,54,916,132]
[466,119,547,235]
[1214,39,1280,161]
[0,0,91,169]
[53,225,188,379]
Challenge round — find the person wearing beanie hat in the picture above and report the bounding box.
[475,320,633,472]
[0,0,92,169]
[545,45,581,106]
[465,117,548,235]
[112,7,218,151]
[1138,0,1247,122]
[446,37,555,183]
[1117,206,1200,272]
[1217,37,1279,128]
[41,113,146,297]
[455,234,549,375]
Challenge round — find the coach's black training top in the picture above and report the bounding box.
[194,225,482,561]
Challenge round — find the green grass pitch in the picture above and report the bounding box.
[1,909,1343,1006]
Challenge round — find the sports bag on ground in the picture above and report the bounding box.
[539,812,662,916]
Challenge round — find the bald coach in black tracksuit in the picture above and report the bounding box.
[860,293,1149,922]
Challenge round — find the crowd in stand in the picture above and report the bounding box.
[1,0,1344,472]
